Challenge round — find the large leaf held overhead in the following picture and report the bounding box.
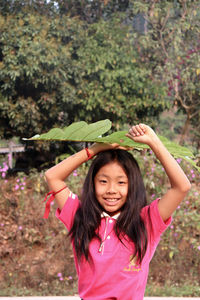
[26,120,112,141]
[24,119,200,172]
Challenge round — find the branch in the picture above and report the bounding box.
[159,32,169,58]
[176,95,190,111]
[190,109,200,119]
[161,6,171,32]
[167,3,187,41]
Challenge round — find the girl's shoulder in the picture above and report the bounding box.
[56,192,80,230]
[141,198,172,236]
[140,198,159,218]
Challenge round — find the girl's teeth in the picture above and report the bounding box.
[106,199,118,202]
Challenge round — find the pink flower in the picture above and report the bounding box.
[176,158,182,164]
[15,184,19,190]
[57,273,62,277]
[18,226,23,230]
[197,246,200,251]
[73,170,78,177]
[3,162,8,171]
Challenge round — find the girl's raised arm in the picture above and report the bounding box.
[45,143,120,210]
[126,124,191,221]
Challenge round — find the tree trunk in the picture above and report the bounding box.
[179,113,190,145]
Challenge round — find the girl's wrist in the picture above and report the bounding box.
[85,147,94,160]
[148,136,164,152]
[88,144,99,157]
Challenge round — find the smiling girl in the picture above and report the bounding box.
[43,124,191,300]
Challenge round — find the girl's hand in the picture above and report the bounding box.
[89,142,132,157]
[126,124,159,146]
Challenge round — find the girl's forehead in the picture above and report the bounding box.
[96,161,128,177]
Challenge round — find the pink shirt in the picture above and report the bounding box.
[56,193,171,300]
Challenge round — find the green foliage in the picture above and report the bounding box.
[0,7,168,139]
[0,0,129,20]
[127,0,200,145]
[55,0,130,22]
[25,119,200,172]
[0,0,56,16]
[75,17,168,124]
[0,12,82,138]
[1,0,199,150]
[27,119,112,141]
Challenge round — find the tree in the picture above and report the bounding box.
[74,17,168,126]
[0,0,130,20]
[0,0,56,16]
[126,0,200,148]
[0,8,168,140]
[55,0,129,22]
[0,12,82,138]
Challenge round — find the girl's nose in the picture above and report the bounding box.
[107,183,117,194]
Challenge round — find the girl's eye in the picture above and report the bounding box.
[100,180,107,184]
[119,181,126,185]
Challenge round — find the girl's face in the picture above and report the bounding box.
[94,161,128,216]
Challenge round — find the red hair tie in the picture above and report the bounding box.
[43,186,68,219]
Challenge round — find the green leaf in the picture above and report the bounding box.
[24,119,200,172]
[96,131,149,150]
[158,136,194,158]
[24,119,112,141]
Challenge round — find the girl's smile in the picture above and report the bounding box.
[94,161,128,216]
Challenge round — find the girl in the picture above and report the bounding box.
[44,124,191,300]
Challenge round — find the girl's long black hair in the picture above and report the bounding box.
[68,149,148,264]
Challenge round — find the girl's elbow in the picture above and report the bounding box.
[181,181,191,194]
[44,169,54,182]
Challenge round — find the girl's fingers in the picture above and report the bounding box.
[129,124,146,137]
[117,145,133,150]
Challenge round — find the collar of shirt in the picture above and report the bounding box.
[101,211,120,220]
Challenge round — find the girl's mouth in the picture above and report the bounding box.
[104,198,120,205]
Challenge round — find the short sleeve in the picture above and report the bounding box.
[141,198,172,243]
[55,192,80,231]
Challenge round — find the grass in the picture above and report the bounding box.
[1,282,199,297]
[145,283,200,297]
